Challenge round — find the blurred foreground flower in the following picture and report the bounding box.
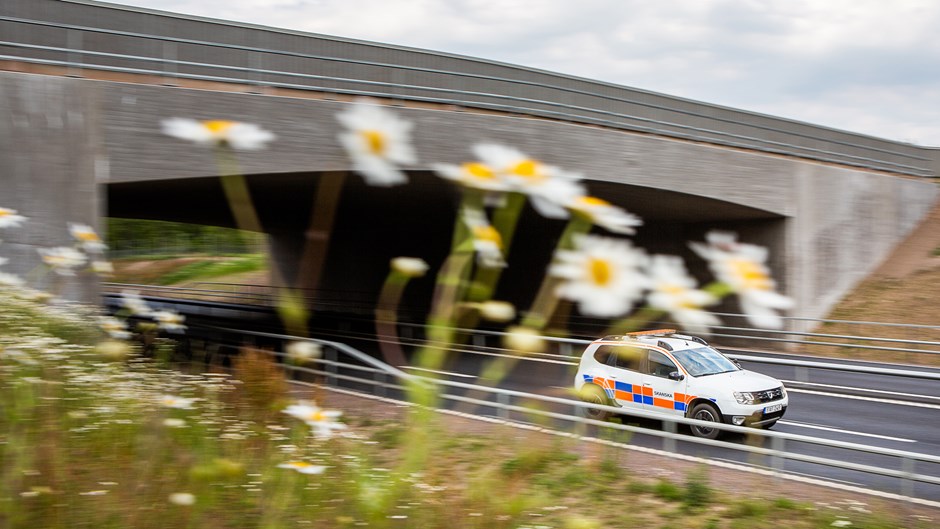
[551,235,648,318]
[152,310,186,333]
[168,492,196,506]
[161,118,275,150]
[478,301,516,322]
[691,231,793,329]
[283,402,346,439]
[0,207,27,228]
[473,143,584,218]
[432,160,510,193]
[0,271,24,287]
[68,223,107,253]
[91,260,114,276]
[463,208,506,268]
[503,326,545,353]
[160,395,196,409]
[99,316,131,340]
[646,255,719,334]
[390,256,429,278]
[286,340,322,365]
[38,247,87,275]
[337,99,417,186]
[121,290,153,316]
[277,461,327,475]
[568,196,642,235]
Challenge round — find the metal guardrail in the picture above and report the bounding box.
[199,324,940,505]
[0,1,935,177]
[103,282,940,362]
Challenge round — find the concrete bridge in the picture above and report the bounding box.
[1,0,938,327]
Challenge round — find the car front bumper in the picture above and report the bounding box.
[723,404,787,427]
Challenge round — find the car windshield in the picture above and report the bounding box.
[669,346,740,377]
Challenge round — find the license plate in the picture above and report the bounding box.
[763,404,783,414]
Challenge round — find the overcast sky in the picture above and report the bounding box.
[108,0,940,146]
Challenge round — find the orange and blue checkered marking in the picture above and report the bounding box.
[583,374,692,412]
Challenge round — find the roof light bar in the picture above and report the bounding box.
[622,329,676,337]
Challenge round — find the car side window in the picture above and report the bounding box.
[647,350,677,378]
[594,345,643,371]
[592,346,614,366]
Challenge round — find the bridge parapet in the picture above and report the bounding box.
[0,0,935,178]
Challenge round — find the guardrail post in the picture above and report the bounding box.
[67,29,83,77]
[559,343,573,357]
[901,456,915,499]
[374,371,386,398]
[795,366,809,383]
[497,393,509,420]
[663,420,676,453]
[771,436,784,479]
[326,346,337,387]
[163,41,177,84]
[473,334,486,348]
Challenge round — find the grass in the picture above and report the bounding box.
[154,254,266,285]
[1,286,934,528]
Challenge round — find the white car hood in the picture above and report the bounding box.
[690,369,781,394]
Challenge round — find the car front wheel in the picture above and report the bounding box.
[579,385,611,421]
[689,402,723,440]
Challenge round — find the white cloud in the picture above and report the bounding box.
[109,0,940,145]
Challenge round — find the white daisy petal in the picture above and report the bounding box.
[550,235,648,318]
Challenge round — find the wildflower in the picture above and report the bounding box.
[99,316,131,340]
[168,492,196,506]
[161,118,275,150]
[283,402,346,439]
[0,207,26,228]
[286,340,322,365]
[568,196,642,235]
[473,143,585,218]
[463,208,506,268]
[163,418,186,428]
[432,161,511,192]
[277,461,327,475]
[0,272,24,287]
[646,255,720,334]
[152,310,186,333]
[336,99,417,186]
[390,257,429,278]
[68,223,107,253]
[91,260,114,275]
[831,521,852,528]
[159,395,196,409]
[121,290,152,316]
[478,301,516,322]
[550,235,648,318]
[503,326,545,353]
[95,340,131,362]
[37,247,87,275]
[690,231,793,329]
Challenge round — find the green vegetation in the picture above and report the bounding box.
[0,288,932,528]
[106,218,265,257]
[154,254,265,285]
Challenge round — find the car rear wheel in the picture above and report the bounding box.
[579,385,610,421]
[689,402,723,440]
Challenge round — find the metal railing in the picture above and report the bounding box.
[0,0,935,177]
[199,324,940,506]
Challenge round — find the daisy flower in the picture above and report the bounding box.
[68,223,107,253]
[162,118,275,150]
[121,290,153,316]
[503,326,545,353]
[568,196,643,234]
[550,235,648,318]
[473,143,585,218]
[152,310,186,333]
[283,402,346,440]
[0,272,24,287]
[336,99,417,186]
[0,207,27,228]
[463,208,506,268]
[168,492,196,506]
[690,231,794,329]
[277,461,327,475]
[37,247,87,275]
[390,257,429,278]
[286,340,322,365]
[646,255,720,334]
[478,301,516,322]
[99,316,132,340]
[431,161,511,192]
[91,260,114,276]
[159,395,196,409]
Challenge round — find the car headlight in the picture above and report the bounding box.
[733,391,759,405]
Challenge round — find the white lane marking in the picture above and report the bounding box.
[777,420,917,443]
[400,366,476,379]
[786,388,940,410]
[781,380,940,402]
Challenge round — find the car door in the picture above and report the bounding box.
[640,349,688,417]
[593,344,646,412]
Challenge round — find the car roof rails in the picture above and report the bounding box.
[672,333,708,345]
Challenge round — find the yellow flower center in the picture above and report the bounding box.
[305,410,327,422]
[661,283,686,296]
[463,162,495,180]
[0,209,12,217]
[576,196,610,208]
[589,258,613,286]
[729,258,772,290]
[473,225,502,247]
[512,159,543,181]
[289,461,312,468]
[361,130,386,155]
[203,120,234,136]
[76,231,100,242]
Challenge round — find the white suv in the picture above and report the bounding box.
[573,329,787,439]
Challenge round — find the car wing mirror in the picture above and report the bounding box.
[668,371,685,381]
